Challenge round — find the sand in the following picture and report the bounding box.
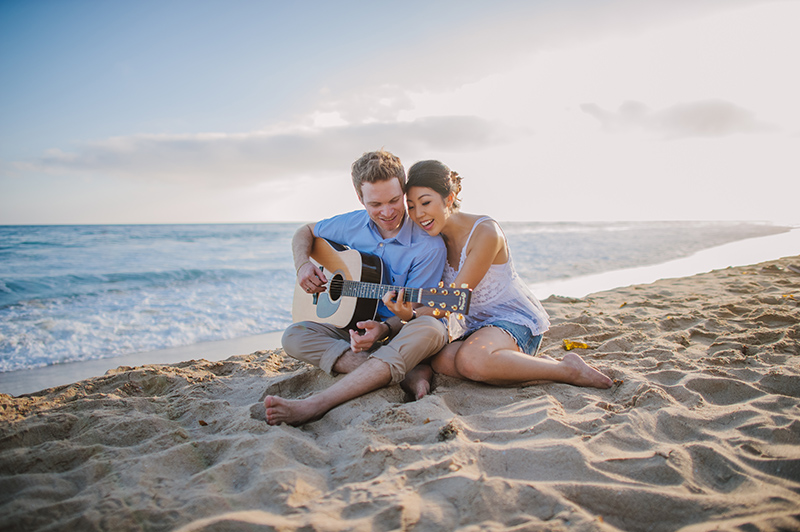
[1,256,798,532]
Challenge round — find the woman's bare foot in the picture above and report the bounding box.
[400,364,433,401]
[561,353,613,388]
[264,395,324,426]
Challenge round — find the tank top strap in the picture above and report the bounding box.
[458,216,494,270]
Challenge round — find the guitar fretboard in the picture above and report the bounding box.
[330,279,421,302]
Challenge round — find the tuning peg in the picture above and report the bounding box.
[460,283,469,289]
[451,305,458,311]
[454,290,460,296]
[433,309,441,317]
[438,281,444,288]
[449,283,456,288]
[439,303,446,308]
[428,301,435,307]
[445,311,451,317]
[457,314,464,320]
[441,289,448,295]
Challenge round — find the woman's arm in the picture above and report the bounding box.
[452,220,507,290]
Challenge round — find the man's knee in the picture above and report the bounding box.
[281,321,331,363]
[403,316,448,351]
[375,316,448,383]
[281,322,306,359]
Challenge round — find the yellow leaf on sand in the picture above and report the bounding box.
[563,339,590,351]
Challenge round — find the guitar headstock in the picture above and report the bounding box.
[420,284,471,315]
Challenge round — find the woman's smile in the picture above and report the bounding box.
[407,185,448,236]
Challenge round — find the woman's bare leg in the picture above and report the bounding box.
[429,341,464,378]
[454,328,612,388]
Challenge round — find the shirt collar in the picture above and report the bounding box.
[366,212,413,246]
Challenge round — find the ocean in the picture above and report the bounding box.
[0,221,792,375]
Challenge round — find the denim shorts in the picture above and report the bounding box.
[460,320,543,356]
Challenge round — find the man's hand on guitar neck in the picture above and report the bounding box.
[297,261,327,294]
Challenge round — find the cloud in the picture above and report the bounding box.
[306,1,771,125]
[14,116,515,185]
[581,99,775,139]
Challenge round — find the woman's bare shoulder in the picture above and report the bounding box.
[467,216,510,265]
[472,216,503,239]
[465,216,504,254]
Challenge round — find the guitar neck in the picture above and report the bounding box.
[336,279,421,303]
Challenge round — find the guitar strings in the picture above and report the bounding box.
[325,279,418,301]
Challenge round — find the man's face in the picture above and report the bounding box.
[359,178,406,239]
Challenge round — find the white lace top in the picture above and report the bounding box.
[443,217,550,339]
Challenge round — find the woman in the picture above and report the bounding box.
[383,160,612,398]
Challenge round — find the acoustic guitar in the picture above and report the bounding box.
[292,238,471,330]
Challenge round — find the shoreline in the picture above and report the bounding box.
[2,226,798,397]
[531,225,800,298]
[0,332,284,397]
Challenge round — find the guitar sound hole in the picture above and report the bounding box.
[329,274,344,301]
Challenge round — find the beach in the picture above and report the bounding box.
[1,253,798,531]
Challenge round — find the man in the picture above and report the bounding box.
[264,149,448,426]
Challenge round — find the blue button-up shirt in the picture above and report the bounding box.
[314,210,446,319]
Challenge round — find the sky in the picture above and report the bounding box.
[1,0,799,225]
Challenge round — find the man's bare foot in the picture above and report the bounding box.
[561,353,613,389]
[400,374,431,401]
[400,364,433,401]
[264,395,324,426]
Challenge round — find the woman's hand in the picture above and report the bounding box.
[382,289,414,321]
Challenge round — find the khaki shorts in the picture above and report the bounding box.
[282,315,448,383]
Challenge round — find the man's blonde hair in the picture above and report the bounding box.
[351,149,406,199]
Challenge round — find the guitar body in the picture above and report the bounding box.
[292,238,384,329]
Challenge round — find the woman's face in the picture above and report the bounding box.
[406,185,451,236]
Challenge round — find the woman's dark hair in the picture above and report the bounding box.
[406,160,462,210]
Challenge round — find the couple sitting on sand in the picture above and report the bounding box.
[264,150,612,426]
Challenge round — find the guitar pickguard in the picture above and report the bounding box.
[312,270,344,321]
